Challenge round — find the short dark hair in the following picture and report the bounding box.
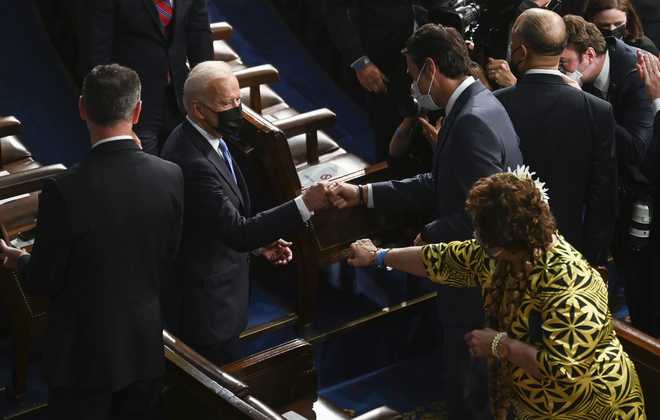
[513,10,567,56]
[563,15,608,56]
[81,64,141,126]
[402,23,471,79]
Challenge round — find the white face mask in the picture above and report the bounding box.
[411,63,442,111]
[564,69,583,86]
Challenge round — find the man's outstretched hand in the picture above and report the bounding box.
[261,239,293,266]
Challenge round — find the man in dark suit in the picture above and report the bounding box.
[0,64,183,420]
[629,51,660,337]
[328,24,523,420]
[160,61,329,364]
[561,16,656,311]
[495,9,618,265]
[82,0,213,155]
[322,0,415,160]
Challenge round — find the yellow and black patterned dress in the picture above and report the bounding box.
[421,236,646,419]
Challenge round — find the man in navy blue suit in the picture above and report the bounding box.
[328,24,523,420]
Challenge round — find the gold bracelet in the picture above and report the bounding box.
[491,331,507,359]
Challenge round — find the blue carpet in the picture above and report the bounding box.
[0,1,88,167]
[207,0,376,162]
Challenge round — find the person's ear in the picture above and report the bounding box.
[131,100,142,125]
[424,57,436,77]
[585,47,596,64]
[79,96,87,121]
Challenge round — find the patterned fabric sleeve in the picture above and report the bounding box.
[421,240,487,288]
[534,261,610,386]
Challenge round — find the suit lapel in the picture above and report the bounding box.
[432,81,485,180]
[170,0,188,43]
[142,0,166,39]
[186,122,246,209]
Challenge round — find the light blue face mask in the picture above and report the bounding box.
[411,63,442,111]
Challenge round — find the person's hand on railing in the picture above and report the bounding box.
[0,239,28,270]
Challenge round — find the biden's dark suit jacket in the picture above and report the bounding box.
[372,80,523,324]
[495,72,618,265]
[160,120,306,360]
[17,139,183,391]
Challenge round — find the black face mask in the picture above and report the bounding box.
[600,24,626,40]
[214,104,244,140]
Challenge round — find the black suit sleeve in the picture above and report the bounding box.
[185,165,305,252]
[582,100,618,265]
[186,0,213,67]
[18,180,73,297]
[642,112,660,185]
[423,115,506,242]
[616,72,655,168]
[322,0,365,67]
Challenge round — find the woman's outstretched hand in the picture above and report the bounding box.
[347,239,378,267]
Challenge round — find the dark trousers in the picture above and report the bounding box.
[624,238,660,338]
[136,86,183,155]
[436,286,491,420]
[49,378,162,420]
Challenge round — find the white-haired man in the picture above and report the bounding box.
[160,61,328,364]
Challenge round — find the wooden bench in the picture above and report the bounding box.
[614,320,660,418]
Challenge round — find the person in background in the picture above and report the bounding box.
[632,0,660,49]
[495,8,618,266]
[82,0,213,155]
[584,0,659,55]
[0,64,184,420]
[321,0,415,161]
[346,170,646,420]
[627,51,660,337]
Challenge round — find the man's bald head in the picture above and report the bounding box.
[183,61,239,114]
[512,8,567,57]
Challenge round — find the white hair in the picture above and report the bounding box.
[183,61,234,113]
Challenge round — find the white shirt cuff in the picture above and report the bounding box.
[654,98,660,114]
[295,195,314,222]
[367,184,374,208]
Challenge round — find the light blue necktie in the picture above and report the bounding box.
[217,139,238,185]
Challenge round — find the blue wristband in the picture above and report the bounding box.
[375,248,390,268]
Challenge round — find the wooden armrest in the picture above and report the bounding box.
[0,116,21,138]
[273,109,336,165]
[210,21,234,41]
[0,164,66,200]
[162,330,250,398]
[235,65,280,88]
[614,320,660,356]
[235,65,280,113]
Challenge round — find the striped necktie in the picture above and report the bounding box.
[154,0,173,29]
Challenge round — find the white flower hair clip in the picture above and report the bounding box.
[507,165,550,204]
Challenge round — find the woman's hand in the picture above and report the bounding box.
[418,116,443,147]
[464,328,499,358]
[347,239,378,267]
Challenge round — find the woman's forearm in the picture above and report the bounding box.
[388,117,415,157]
[383,246,428,278]
[502,337,541,379]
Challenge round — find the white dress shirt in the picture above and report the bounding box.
[186,116,313,223]
[92,135,134,148]
[654,98,660,114]
[525,68,565,77]
[594,51,611,98]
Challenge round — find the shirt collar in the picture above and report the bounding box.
[654,98,660,114]
[446,76,475,116]
[525,68,564,77]
[92,135,134,149]
[594,50,610,96]
[187,115,221,150]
